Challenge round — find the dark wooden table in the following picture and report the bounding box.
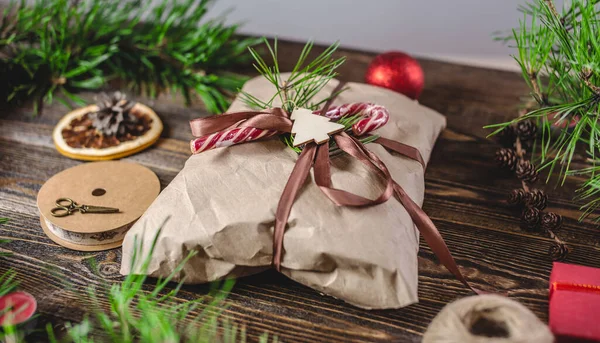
[1,41,598,342]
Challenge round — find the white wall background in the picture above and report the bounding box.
[3,0,565,71]
[202,0,564,71]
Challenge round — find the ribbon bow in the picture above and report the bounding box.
[190,84,482,294]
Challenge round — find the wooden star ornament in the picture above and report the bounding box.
[290,108,345,147]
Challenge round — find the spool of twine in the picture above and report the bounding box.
[37,161,160,251]
[422,295,553,343]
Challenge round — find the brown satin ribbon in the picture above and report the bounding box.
[189,83,483,295]
[190,108,293,136]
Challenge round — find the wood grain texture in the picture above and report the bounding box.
[1,40,599,342]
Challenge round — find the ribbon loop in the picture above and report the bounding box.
[313,134,394,207]
[190,108,290,137]
[240,113,293,132]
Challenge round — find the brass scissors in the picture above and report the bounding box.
[50,198,120,217]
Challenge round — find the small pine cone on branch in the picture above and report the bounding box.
[541,212,563,231]
[525,189,547,210]
[497,125,517,148]
[516,120,537,142]
[549,242,571,261]
[521,207,541,231]
[495,148,518,171]
[516,160,539,183]
[507,189,526,206]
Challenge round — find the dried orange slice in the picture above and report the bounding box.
[53,98,162,161]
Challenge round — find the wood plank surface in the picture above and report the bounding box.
[1,40,598,342]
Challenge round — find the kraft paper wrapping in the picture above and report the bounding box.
[120,74,447,309]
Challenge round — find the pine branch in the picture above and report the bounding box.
[0,0,257,114]
[581,68,600,97]
[544,0,561,20]
[488,0,600,222]
[528,71,547,106]
[42,225,278,343]
[240,38,378,153]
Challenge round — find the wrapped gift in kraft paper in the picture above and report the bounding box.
[120,73,459,310]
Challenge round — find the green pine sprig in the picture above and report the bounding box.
[240,38,345,113]
[0,221,19,343]
[44,222,278,342]
[487,0,600,222]
[0,218,278,342]
[0,0,258,114]
[241,38,378,153]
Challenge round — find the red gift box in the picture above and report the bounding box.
[550,262,600,342]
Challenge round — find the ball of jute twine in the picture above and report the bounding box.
[422,295,553,343]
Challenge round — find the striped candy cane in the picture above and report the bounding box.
[190,127,278,154]
[190,102,390,154]
[317,102,389,136]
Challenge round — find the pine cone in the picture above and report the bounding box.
[516,160,539,183]
[541,212,563,231]
[516,120,537,142]
[549,242,570,261]
[495,148,518,171]
[524,189,547,210]
[497,125,517,148]
[521,207,541,231]
[90,92,138,137]
[507,189,526,206]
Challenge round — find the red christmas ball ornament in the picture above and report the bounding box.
[365,51,424,100]
[0,291,36,326]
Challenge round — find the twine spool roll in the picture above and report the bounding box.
[37,161,160,251]
[423,295,553,343]
[42,217,133,246]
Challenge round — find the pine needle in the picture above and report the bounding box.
[0,0,258,114]
[240,38,376,153]
[488,0,600,221]
[45,225,278,342]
